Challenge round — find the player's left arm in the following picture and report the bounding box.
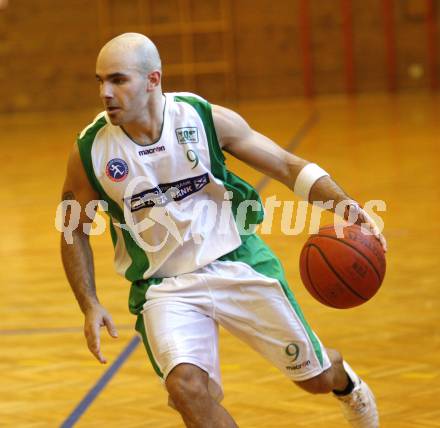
[211,104,387,251]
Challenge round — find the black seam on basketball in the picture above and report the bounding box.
[308,244,368,301]
[311,235,382,281]
[305,245,338,307]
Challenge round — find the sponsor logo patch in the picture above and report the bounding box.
[175,127,199,144]
[106,158,129,182]
[125,173,210,212]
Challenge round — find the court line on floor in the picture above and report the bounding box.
[58,111,320,427]
[0,325,134,336]
[60,335,141,428]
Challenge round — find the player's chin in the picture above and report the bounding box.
[107,112,123,125]
[108,118,121,126]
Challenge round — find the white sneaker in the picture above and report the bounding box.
[334,361,379,428]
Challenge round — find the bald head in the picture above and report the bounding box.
[98,33,161,75]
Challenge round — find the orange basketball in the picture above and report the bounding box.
[299,224,386,309]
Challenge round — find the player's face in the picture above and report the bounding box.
[96,55,149,126]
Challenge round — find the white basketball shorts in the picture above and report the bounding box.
[133,235,331,403]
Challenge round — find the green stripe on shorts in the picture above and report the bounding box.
[135,314,163,378]
[131,277,164,377]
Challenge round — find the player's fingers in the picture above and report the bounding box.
[359,211,387,252]
[89,342,107,364]
[357,210,377,233]
[369,228,386,252]
[378,234,387,253]
[104,315,118,338]
[95,350,107,364]
[344,203,360,223]
[88,338,107,363]
[360,211,386,244]
[85,326,99,353]
[358,217,375,234]
[340,202,388,254]
[85,323,107,364]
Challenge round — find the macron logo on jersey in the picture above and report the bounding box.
[138,145,166,156]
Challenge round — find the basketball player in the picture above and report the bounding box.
[61,33,386,428]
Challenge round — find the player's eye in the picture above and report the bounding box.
[112,77,127,85]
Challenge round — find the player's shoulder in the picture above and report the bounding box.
[166,91,208,104]
[77,111,109,142]
[211,104,246,128]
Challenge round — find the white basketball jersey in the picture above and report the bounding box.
[77,92,263,281]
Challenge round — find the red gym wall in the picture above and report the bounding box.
[1,0,438,113]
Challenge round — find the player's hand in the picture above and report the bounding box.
[84,304,118,364]
[344,201,387,253]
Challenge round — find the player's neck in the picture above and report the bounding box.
[122,93,165,146]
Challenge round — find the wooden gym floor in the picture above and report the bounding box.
[0,92,439,427]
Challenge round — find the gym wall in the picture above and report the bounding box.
[1,0,438,113]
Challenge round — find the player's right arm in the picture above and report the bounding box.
[212,104,387,251]
[60,144,118,364]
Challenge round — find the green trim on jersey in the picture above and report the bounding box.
[76,116,150,282]
[219,234,324,367]
[174,95,264,234]
[135,314,163,377]
[109,221,117,247]
[77,116,107,194]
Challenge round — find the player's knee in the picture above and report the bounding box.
[294,369,335,395]
[166,364,210,409]
[326,348,343,366]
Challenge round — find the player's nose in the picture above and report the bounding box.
[100,82,113,99]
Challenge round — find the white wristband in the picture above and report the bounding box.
[293,163,329,201]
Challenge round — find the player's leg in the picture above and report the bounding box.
[213,267,378,427]
[135,275,238,427]
[294,349,379,428]
[166,363,237,428]
[293,348,348,394]
[209,233,379,427]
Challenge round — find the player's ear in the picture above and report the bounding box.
[147,71,161,91]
